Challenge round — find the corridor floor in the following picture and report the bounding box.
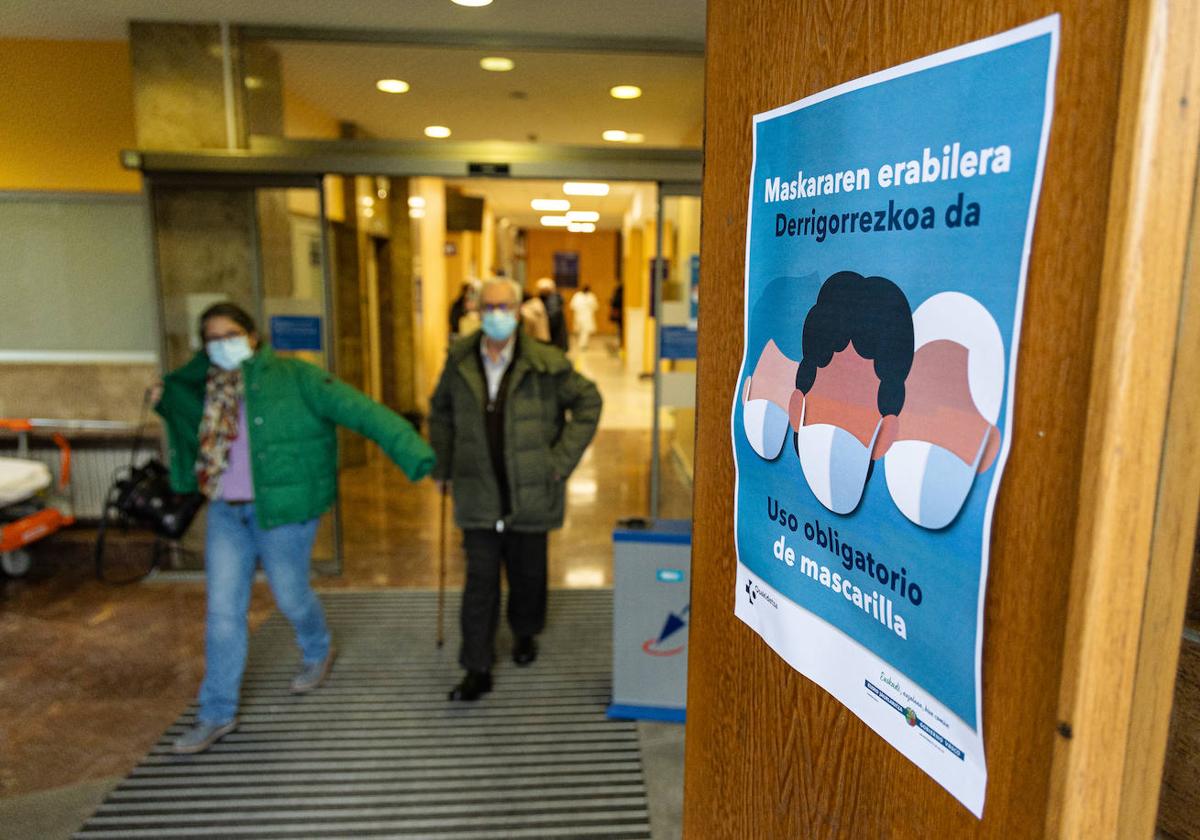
[0,342,692,838]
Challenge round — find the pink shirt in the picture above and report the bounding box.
[222,402,254,502]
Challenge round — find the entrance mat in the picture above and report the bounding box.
[76,589,651,839]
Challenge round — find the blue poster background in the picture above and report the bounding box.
[735,34,1052,728]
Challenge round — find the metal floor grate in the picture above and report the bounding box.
[76,589,652,839]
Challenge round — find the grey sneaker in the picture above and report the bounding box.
[291,646,337,694]
[171,719,237,755]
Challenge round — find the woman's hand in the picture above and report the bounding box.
[148,381,164,406]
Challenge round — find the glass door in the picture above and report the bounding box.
[148,174,341,575]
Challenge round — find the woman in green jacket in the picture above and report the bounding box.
[155,303,434,754]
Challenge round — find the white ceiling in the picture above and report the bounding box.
[0,0,705,43]
[447,177,648,229]
[273,41,704,147]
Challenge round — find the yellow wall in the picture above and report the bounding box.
[283,88,340,141]
[0,39,141,193]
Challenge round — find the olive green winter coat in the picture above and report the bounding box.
[155,346,435,530]
[429,331,602,532]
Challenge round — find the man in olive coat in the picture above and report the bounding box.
[430,277,602,700]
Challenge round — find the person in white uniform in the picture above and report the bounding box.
[569,285,600,350]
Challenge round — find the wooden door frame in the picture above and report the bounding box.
[1047,1,1200,836]
[686,0,1200,835]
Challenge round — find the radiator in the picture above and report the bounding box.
[0,439,159,521]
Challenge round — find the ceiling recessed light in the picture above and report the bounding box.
[610,85,642,100]
[243,76,264,90]
[408,196,426,209]
[409,207,426,219]
[602,129,629,142]
[540,216,571,227]
[376,79,410,94]
[563,182,610,197]
[452,0,493,5]
[424,125,452,138]
[568,222,596,233]
[566,210,600,222]
[480,56,514,72]
[531,199,570,212]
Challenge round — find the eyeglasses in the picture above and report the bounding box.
[204,329,247,342]
[481,302,515,313]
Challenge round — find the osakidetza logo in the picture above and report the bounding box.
[745,577,779,609]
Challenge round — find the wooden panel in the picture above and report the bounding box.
[524,228,620,335]
[1049,2,1200,834]
[687,1,1130,836]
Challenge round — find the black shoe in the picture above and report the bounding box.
[449,670,492,701]
[512,636,538,666]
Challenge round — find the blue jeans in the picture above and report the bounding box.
[198,500,328,724]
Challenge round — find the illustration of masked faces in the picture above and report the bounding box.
[793,342,889,515]
[884,293,1004,530]
[741,339,798,460]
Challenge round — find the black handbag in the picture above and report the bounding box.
[109,459,205,539]
[95,389,206,583]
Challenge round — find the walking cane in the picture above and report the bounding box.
[436,480,448,648]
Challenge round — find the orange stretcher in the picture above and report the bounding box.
[0,419,75,577]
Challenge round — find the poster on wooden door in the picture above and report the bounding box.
[730,17,1059,816]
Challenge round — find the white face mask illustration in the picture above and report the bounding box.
[741,376,790,460]
[883,291,1005,530]
[794,397,881,515]
[884,432,987,530]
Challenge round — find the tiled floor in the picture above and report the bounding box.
[0,344,690,836]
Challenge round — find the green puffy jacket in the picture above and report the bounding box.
[156,346,435,530]
[429,331,602,532]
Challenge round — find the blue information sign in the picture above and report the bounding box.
[270,316,323,351]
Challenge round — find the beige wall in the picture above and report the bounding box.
[0,39,140,193]
[524,228,620,336]
[412,177,449,411]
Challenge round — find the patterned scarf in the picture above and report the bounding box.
[196,367,244,499]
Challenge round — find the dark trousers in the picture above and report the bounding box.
[459,529,548,672]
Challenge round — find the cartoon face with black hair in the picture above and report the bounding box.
[790,271,914,514]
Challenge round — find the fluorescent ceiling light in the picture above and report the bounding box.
[540,216,571,227]
[452,0,493,5]
[563,182,610,197]
[566,210,600,222]
[376,79,410,94]
[531,199,570,212]
[480,56,514,72]
[409,207,426,219]
[602,129,628,142]
[424,125,452,138]
[625,132,645,143]
[408,196,426,209]
[568,222,596,233]
[610,85,642,99]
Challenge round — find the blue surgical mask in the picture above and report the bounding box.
[482,310,518,341]
[794,397,881,515]
[884,432,988,530]
[206,336,253,371]
[741,376,790,461]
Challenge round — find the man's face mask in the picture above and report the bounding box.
[794,397,881,515]
[884,431,987,530]
[206,335,253,371]
[481,309,518,341]
[741,376,790,460]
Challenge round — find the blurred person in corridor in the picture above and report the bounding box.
[569,284,600,350]
[430,278,602,701]
[154,302,435,753]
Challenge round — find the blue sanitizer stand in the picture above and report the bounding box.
[607,519,691,723]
